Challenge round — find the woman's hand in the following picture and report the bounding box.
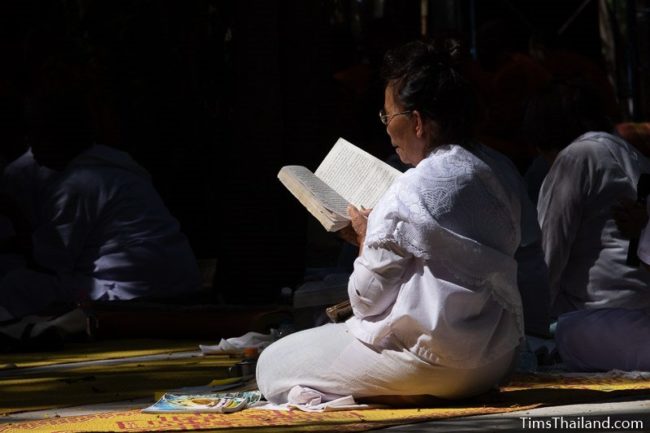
[347,205,371,254]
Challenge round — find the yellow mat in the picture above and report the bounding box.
[0,405,535,433]
[4,337,650,433]
[3,372,650,432]
[505,372,650,391]
[0,339,204,370]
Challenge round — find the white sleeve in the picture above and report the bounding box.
[537,153,588,304]
[32,183,92,272]
[347,245,412,319]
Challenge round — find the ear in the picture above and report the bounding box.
[412,110,425,138]
[412,110,436,140]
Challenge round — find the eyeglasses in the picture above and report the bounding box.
[379,109,412,126]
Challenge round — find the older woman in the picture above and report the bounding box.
[256,40,523,404]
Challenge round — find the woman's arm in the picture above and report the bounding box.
[537,153,587,304]
[32,183,92,273]
[348,245,412,319]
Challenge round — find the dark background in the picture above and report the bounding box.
[1,0,648,304]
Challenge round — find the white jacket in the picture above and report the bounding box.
[347,144,523,369]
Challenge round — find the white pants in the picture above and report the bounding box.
[256,322,516,404]
[556,308,650,371]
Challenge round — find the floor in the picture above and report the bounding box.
[382,398,650,432]
[2,349,650,432]
[3,394,650,432]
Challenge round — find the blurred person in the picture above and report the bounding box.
[526,79,650,371]
[0,83,201,322]
[0,92,56,282]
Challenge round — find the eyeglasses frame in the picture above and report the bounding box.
[379,109,413,126]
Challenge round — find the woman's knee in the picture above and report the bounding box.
[256,338,290,403]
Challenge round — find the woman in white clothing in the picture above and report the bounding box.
[256,39,523,404]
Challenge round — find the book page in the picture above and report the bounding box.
[278,166,350,218]
[315,138,401,209]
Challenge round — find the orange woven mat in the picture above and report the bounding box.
[0,405,535,433]
[4,370,650,432]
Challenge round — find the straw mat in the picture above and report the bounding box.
[0,405,535,433]
[3,372,650,432]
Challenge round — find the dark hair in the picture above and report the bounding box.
[523,78,613,152]
[380,39,477,146]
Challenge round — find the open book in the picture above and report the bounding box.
[278,138,401,231]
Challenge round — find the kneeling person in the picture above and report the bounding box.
[0,87,201,320]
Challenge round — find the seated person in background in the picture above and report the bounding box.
[0,84,201,322]
[2,148,56,232]
[256,39,523,404]
[525,79,650,371]
[1,148,57,272]
[0,92,55,277]
[472,143,550,338]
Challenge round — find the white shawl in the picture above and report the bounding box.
[347,144,523,368]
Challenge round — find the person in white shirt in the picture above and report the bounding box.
[256,39,523,404]
[0,83,201,321]
[526,79,650,371]
[1,93,58,292]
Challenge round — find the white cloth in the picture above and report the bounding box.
[0,145,201,318]
[637,214,650,265]
[199,331,275,355]
[256,322,515,404]
[538,132,650,316]
[285,386,371,412]
[347,144,523,369]
[474,144,550,336]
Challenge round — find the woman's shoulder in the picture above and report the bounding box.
[562,132,620,157]
[388,145,498,210]
[416,144,484,178]
[557,132,645,174]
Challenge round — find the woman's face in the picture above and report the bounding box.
[383,84,429,166]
